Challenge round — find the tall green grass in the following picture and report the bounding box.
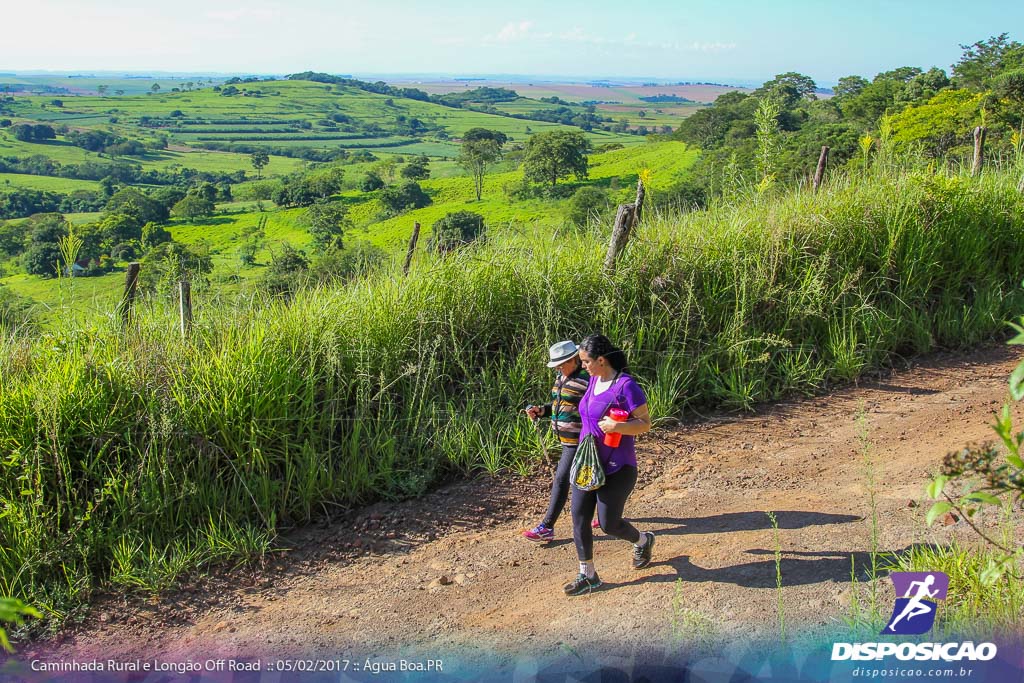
[2,165,1023,624]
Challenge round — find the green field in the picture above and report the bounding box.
[0,129,307,177]
[0,75,701,320]
[0,172,100,192]
[1,141,699,315]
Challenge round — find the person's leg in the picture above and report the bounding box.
[596,467,655,568]
[565,483,602,595]
[570,483,598,562]
[542,444,577,528]
[595,466,641,544]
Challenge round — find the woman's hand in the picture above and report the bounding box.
[599,405,651,436]
[524,405,543,420]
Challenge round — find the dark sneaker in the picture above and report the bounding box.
[563,572,602,596]
[523,523,554,543]
[632,532,655,569]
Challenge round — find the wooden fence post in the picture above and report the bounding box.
[118,262,141,328]
[813,146,830,193]
[604,203,636,274]
[179,279,192,338]
[403,222,421,276]
[972,126,986,176]
[632,177,646,227]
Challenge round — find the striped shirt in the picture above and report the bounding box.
[542,366,590,445]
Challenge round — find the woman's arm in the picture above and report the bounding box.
[598,403,651,436]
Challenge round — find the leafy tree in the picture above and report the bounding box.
[875,66,922,83]
[172,195,215,221]
[10,124,55,142]
[268,243,308,277]
[379,181,431,215]
[400,155,431,180]
[150,83,161,94]
[98,212,143,246]
[23,243,62,277]
[140,241,213,294]
[522,130,592,187]
[150,186,187,212]
[458,133,505,201]
[264,243,310,296]
[189,181,218,203]
[754,72,818,107]
[250,149,269,179]
[463,128,509,146]
[238,220,265,266]
[888,89,984,156]
[832,76,869,102]
[359,171,385,192]
[105,188,169,224]
[303,200,350,251]
[141,221,172,249]
[110,241,139,261]
[896,68,951,107]
[429,211,486,254]
[0,221,24,258]
[372,158,398,184]
[27,213,69,245]
[841,78,903,123]
[953,33,1024,91]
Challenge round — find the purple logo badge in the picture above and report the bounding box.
[882,572,949,635]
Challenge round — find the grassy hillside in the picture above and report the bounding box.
[1,165,1021,623]
[3,80,645,163]
[0,141,701,316]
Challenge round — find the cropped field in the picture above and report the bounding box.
[0,172,100,192]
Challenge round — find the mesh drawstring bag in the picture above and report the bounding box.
[571,433,605,491]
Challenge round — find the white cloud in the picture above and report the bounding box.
[492,21,534,43]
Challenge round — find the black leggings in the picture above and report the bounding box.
[542,444,577,528]
[571,465,641,561]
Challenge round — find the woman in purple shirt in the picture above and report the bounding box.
[564,334,654,596]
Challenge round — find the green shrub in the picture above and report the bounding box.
[428,211,486,253]
[565,186,611,229]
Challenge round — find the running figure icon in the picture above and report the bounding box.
[882,571,949,635]
[886,575,938,631]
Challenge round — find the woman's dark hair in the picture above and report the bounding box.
[579,333,628,373]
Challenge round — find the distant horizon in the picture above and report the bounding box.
[0,69,798,90]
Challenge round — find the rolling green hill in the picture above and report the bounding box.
[0,141,700,317]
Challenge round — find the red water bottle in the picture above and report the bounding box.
[603,408,630,447]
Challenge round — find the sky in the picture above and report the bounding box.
[2,0,1022,86]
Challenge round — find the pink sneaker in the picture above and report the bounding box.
[592,518,601,529]
[523,523,554,543]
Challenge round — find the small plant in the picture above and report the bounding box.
[669,579,716,649]
[754,96,783,184]
[925,315,1024,585]
[765,510,786,641]
[0,598,40,653]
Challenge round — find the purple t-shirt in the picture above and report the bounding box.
[578,373,647,475]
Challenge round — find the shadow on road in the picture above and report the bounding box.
[629,510,862,536]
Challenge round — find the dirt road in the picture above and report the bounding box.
[27,346,1024,667]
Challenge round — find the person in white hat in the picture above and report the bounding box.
[521,340,590,543]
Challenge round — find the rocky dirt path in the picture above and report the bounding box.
[27,346,1024,667]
